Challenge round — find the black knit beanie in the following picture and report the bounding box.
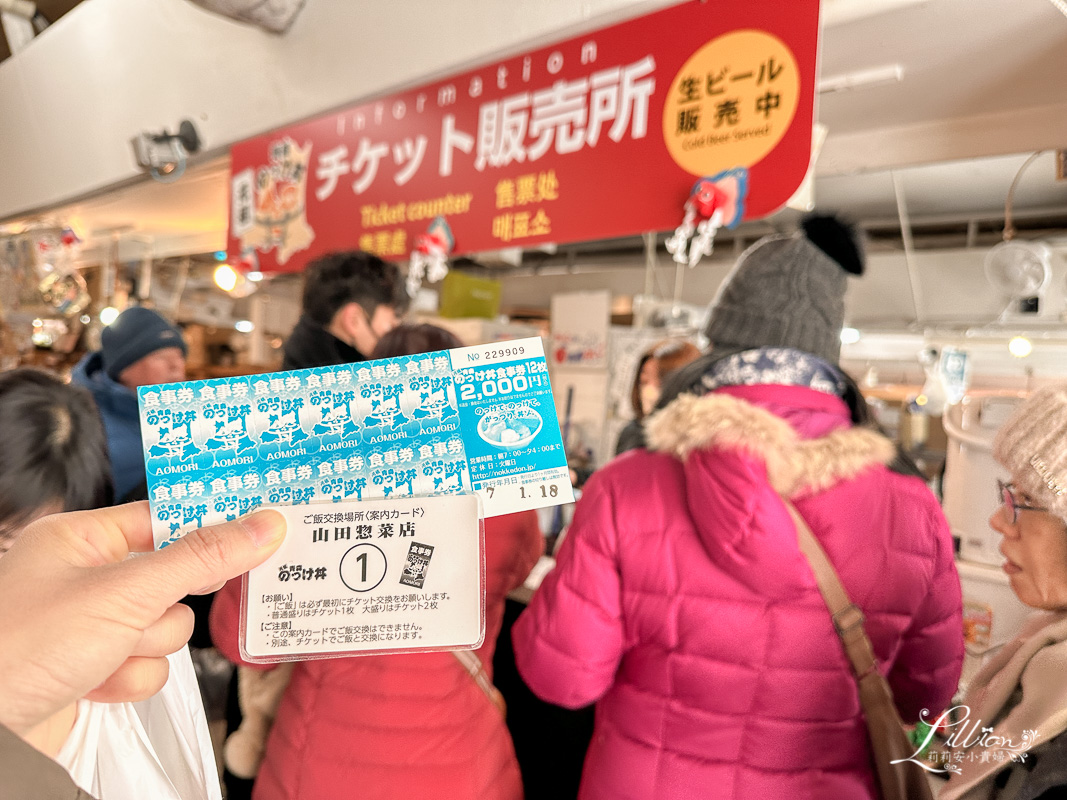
[102,307,187,380]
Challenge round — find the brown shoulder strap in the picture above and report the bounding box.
[782,501,879,680]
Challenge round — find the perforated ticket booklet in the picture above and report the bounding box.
[137,336,573,549]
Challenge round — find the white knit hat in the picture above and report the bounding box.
[993,385,1067,520]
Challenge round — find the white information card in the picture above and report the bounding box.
[241,493,483,662]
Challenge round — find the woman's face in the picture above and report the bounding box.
[990,480,1067,610]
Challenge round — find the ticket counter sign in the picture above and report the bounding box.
[228,0,819,272]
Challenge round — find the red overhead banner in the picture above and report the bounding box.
[228,0,820,273]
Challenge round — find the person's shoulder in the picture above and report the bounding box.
[70,350,103,385]
[589,447,680,495]
[614,419,645,455]
[876,466,940,506]
[71,353,137,409]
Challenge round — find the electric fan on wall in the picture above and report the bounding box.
[984,239,1052,315]
[984,151,1055,318]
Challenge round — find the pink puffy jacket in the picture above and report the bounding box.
[513,385,963,800]
[212,511,543,800]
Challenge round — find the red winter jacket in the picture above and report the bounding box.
[514,385,964,800]
[212,511,543,800]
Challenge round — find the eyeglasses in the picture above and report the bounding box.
[998,480,1048,524]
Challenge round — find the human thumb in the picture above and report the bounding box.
[118,510,286,618]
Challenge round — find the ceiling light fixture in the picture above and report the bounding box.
[1009,336,1033,358]
[818,64,904,94]
[214,264,238,292]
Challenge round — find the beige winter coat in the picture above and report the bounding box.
[940,611,1067,800]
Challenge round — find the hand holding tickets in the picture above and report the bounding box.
[0,502,285,735]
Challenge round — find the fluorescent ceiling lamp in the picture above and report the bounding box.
[1009,336,1033,358]
[818,64,904,94]
[822,0,930,27]
[840,327,861,345]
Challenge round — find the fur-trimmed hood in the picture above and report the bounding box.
[645,391,896,498]
[642,386,897,600]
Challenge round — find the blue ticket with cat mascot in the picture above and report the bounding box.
[139,337,573,548]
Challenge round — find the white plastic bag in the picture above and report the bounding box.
[55,646,222,800]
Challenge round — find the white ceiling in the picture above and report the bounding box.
[817,151,1067,225]
[47,158,231,257]
[4,0,1067,256]
[819,0,1067,134]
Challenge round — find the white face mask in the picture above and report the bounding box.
[640,384,660,417]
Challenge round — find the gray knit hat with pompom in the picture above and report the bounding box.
[703,214,865,365]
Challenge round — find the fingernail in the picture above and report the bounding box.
[240,510,286,547]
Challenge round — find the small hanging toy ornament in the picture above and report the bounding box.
[34,226,90,317]
[664,167,748,269]
[237,247,259,273]
[406,216,455,297]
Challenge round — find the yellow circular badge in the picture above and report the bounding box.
[663,30,800,176]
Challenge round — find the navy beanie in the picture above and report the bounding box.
[102,307,187,380]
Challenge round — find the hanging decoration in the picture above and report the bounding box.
[406,216,455,296]
[34,226,91,317]
[664,168,749,269]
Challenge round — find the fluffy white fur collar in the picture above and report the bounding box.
[644,392,897,498]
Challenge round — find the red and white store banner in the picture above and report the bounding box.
[227,0,820,273]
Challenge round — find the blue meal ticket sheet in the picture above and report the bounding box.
[139,337,574,548]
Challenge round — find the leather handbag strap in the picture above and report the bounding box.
[452,649,507,717]
[783,501,879,681]
[783,499,936,800]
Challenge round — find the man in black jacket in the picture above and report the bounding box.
[282,250,409,370]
